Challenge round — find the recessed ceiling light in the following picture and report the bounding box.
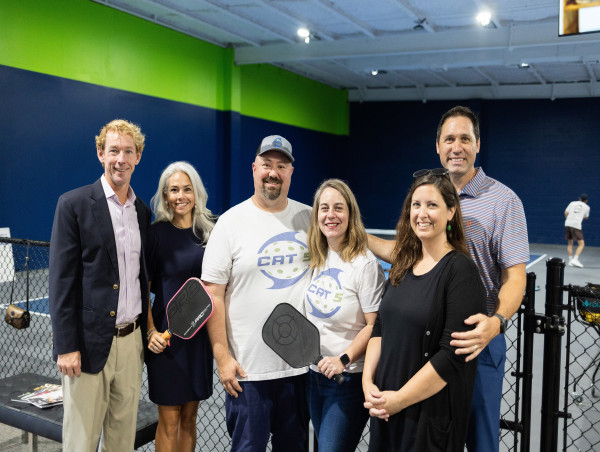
[297,28,310,38]
[371,70,379,76]
[476,11,492,27]
[520,62,530,68]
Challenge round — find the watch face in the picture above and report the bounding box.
[340,353,350,366]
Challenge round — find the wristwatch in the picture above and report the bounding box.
[493,313,507,334]
[339,353,351,370]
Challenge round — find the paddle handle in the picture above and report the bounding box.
[333,373,346,386]
[161,330,172,341]
[317,355,346,385]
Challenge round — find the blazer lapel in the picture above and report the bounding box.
[90,179,119,277]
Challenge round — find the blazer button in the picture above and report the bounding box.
[424,352,429,357]
[110,311,116,317]
[425,331,431,335]
[113,284,119,290]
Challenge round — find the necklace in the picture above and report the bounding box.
[171,222,191,230]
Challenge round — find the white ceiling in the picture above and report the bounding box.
[92,0,600,102]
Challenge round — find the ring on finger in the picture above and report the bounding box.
[153,346,159,352]
[474,344,478,351]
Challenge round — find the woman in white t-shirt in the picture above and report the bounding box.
[304,179,385,452]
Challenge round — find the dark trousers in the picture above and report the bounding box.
[226,374,309,452]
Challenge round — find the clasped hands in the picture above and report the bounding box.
[363,382,404,421]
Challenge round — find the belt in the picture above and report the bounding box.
[114,316,141,337]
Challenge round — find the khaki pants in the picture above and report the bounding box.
[62,328,144,452]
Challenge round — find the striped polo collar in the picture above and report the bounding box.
[459,167,486,198]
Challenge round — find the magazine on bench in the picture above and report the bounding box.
[11,383,63,408]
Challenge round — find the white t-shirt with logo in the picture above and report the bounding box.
[565,201,590,230]
[202,198,312,381]
[304,249,385,373]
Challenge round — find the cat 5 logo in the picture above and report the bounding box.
[305,268,344,319]
[257,231,310,289]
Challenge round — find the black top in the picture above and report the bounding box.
[145,222,213,405]
[369,251,487,452]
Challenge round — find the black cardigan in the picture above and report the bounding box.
[414,251,487,452]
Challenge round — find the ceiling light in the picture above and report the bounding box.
[371,70,379,76]
[297,28,310,38]
[520,62,530,68]
[476,11,492,27]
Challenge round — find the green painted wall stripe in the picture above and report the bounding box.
[239,64,349,134]
[0,0,348,135]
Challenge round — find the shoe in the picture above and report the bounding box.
[571,257,583,268]
[568,257,574,266]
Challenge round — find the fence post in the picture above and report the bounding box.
[519,271,536,452]
[540,258,566,452]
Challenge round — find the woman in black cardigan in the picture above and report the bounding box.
[363,170,487,452]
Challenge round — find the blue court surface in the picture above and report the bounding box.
[5,298,50,315]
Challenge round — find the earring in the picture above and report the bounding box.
[447,224,451,231]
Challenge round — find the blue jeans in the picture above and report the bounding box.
[225,375,309,452]
[466,334,506,452]
[306,369,368,452]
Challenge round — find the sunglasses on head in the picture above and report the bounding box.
[412,168,449,179]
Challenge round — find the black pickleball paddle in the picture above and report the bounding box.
[161,277,214,341]
[262,302,346,385]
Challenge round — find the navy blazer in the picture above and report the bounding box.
[49,178,151,374]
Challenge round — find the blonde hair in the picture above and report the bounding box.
[307,179,367,269]
[150,161,215,243]
[95,119,145,153]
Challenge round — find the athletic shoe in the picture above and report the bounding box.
[568,257,574,266]
[571,257,583,268]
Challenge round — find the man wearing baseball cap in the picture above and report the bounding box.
[202,135,311,451]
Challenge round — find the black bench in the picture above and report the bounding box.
[0,372,158,450]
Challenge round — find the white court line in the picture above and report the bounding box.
[366,228,396,236]
[526,254,547,269]
[367,230,548,271]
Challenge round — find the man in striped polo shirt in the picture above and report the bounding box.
[368,106,529,452]
[437,106,529,452]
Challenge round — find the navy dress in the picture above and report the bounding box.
[146,221,213,405]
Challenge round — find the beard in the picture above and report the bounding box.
[261,177,282,200]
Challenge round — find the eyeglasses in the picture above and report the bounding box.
[412,168,449,179]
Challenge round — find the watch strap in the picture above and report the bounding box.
[493,313,507,334]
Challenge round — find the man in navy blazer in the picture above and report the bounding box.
[49,119,151,452]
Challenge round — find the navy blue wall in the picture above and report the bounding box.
[2,64,598,246]
[0,65,339,241]
[346,99,600,246]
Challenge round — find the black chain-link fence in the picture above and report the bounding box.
[0,237,232,451]
[564,283,600,451]
[0,238,54,380]
[500,316,525,450]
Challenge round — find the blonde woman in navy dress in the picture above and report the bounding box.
[145,161,215,452]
